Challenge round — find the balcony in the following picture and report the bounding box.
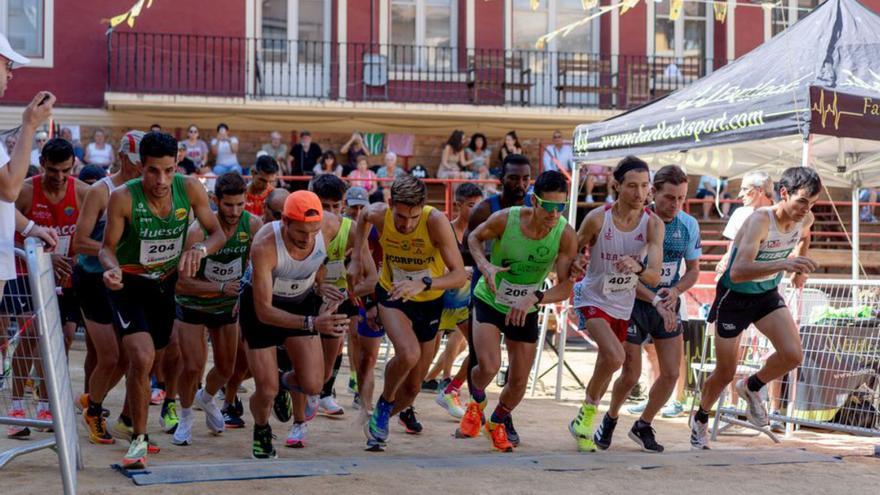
[106,32,714,110]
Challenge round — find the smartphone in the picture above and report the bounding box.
[38,93,51,106]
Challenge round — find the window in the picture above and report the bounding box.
[512,0,596,53]
[390,0,455,69]
[260,0,325,64]
[0,0,52,67]
[772,0,820,36]
[652,0,711,65]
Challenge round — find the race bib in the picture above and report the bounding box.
[139,238,183,266]
[495,279,538,308]
[205,258,242,283]
[325,260,345,283]
[56,235,72,258]
[272,273,315,299]
[392,267,431,284]
[602,273,637,295]
[659,261,679,286]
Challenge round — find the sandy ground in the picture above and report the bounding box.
[2,339,879,494]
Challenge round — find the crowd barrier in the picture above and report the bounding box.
[0,239,80,495]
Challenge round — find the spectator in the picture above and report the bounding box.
[340,131,368,166]
[464,132,491,180]
[288,130,322,181]
[60,127,85,163]
[348,154,378,195]
[180,124,209,170]
[696,174,731,219]
[29,130,48,166]
[260,130,289,169]
[543,130,573,174]
[377,151,405,202]
[78,164,106,185]
[723,171,774,239]
[4,133,16,155]
[245,155,279,217]
[85,129,114,170]
[585,164,613,203]
[210,123,242,175]
[313,150,343,176]
[177,142,197,175]
[496,130,523,167]
[150,123,162,132]
[438,130,468,180]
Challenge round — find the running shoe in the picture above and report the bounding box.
[421,379,439,391]
[627,382,646,402]
[6,408,30,439]
[160,401,179,433]
[194,388,225,435]
[503,415,520,447]
[222,404,246,429]
[735,378,769,427]
[172,410,194,446]
[304,395,319,422]
[593,413,617,450]
[233,395,244,417]
[252,426,278,460]
[122,434,149,470]
[237,384,248,394]
[272,390,293,423]
[485,421,514,452]
[83,409,114,445]
[770,411,785,434]
[458,401,485,438]
[569,403,598,452]
[347,376,358,395]
[319,395,345,416]
[364,401,392,444]
[626,399,648,415]
[660,400,685,418]
[37,408,54,432]
[352,393,362,410]
[689,414,710,450]
[398,407,423,434]
[286,422,307,448]
[111,419,161,454]
[76,393,109,417]
[150,388,166,406]
[435,390,465,419]
[628,421,664,453]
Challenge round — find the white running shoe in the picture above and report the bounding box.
[435,390,465,419]
[304,395,319,422]
[286,422,307,448]
[194,388,225,435]
[689,415,710,450]
[318,395,345,416]
[172,409,194,446]
[735,378,769,427]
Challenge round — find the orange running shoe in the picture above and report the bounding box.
[485,421,514,452]
[83,410,115,445]
[78,393,89,414]
[457,401,484,438]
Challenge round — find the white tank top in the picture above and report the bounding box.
[270,220,326,302]
[87,143,114,167]
[573,205,651,320]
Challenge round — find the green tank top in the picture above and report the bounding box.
[116,174,191,279]
[325,216,352,290]
[175,211,253,313]
[473,207,566,313]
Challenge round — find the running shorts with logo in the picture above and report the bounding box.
[707,283,786,338]
[73,265,112,324]
[578,305,630,342]
[238,283,321,349]
[625,299,682,345]
[439,284,470,333]
[356,306,385,338]
[107,273,178,350]
[473,297,540,343]
[375,285,443,343]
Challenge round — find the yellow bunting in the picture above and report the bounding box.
[535,3,619,49]
[531,0,541,10]
[669,0,684,20]
[102,0,155,29]
[581,0,599,10]
[713,1,728,22]
[620,0,640,15]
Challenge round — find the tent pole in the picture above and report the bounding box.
[567,162,580,228]
[801,138,811,168]
[852,184,860,282]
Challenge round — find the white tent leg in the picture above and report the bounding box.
[555,305,568,401]
[801,138,811,168]
[852,184,860,282]
[568,163,581,228]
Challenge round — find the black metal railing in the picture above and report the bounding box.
[107,32,716,110]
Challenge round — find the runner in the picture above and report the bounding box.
[342,186,370,406]
[569,156,664,452]
[74,130,144,445]
[240,190,349,459]
[100,131,226,469]
[244,154,278,217]
[172,173,262,446]
[597,165,701,453]
[460,171,579,451]
[690,166,819,450]
[350,175,466,449]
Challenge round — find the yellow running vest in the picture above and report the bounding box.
[378,206,446,302]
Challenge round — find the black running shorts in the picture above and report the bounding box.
[626,299,683,345]
[375,284,443,343]
[107,273,178,350]
[73,266,112,325]
[708,283,787,339]
[175,303,238,328]
[238,283,321,350]
[473,297,540,344]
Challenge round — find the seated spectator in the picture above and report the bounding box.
[30,130,49,166]
[180,124,209,170]
[585,164,612,203]
[78,164,106,185]
[377,152,406,202]
[340,131,368,166]
[288,130,322,176]
[348,154,378,195]
[696,174,731,219]
[150,123,162,132]
[260,130,289,169]
[543,130,573,174]
[464,133,491,181]
[4,133,16,154]
[210,123,242,175]
[176,142,197,175]
[496,131,523,172]
[860,188,878,223]
[60,127,85,163]
[313,150,343,177]
[85,129,114,170]
[438,130,468,179]
[245,155,279,217]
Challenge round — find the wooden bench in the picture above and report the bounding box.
[466,54,532,106]
[554,57,614,107]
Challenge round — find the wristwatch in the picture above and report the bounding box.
[192,242,208,256]
[304,316,315,333]
[634,261,645,276]
[421,276,433,291]
[533,289,545,305]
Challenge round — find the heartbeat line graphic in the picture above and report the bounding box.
[811,89,862,130]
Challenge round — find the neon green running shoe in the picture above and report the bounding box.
[159,401,179,433]
[568,403,598,452]
[122,434,149,470]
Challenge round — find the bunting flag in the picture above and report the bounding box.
[531,0,541,10]
[669,0,684,21]
[581,0,599,10]
[620,0,641,16]
[103,0,154,30]
[361,133,385,155]
[714,1,729,22]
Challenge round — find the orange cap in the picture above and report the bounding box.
[283,190,324,222]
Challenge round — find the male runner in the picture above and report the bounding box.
[172,173,262,446]
[244,155,278,217]
[74,130,143,445]
[343,186,370,403]
[461,171,578,451]
[350,175,466,449]
[690,166,819,449]
[595,165,701,453]
[241,190,349,459]
[569,156,664,452]
[100,131,225,469]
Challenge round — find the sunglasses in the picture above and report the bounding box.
[534,195,567,213]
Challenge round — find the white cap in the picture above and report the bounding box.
[0,33,30,68]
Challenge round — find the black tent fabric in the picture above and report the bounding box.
[573,0,880,161]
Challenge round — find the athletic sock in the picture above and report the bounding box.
[377,395,393,412]
[489,404,511,426]
[254,422,270,433]
[444,377,463,395]
[470,387,486,405]
[179,407,192,420]
[695,407,710,424]
[119,413,133,427]
[320,354,344,399]
[747,374,766,393]
[87,399,103,418]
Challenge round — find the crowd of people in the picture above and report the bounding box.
[0,35,823,473]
